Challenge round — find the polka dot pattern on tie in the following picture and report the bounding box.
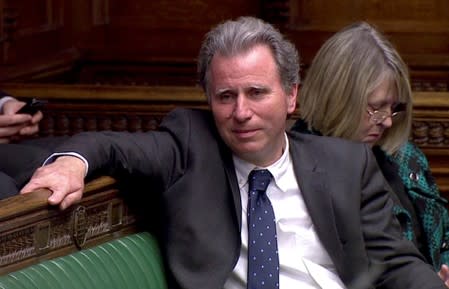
[247,169,279,289]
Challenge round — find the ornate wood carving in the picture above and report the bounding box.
[412,120,449,146]
[412,80,449,92]
[38,111,165,136]
[0,176,138,275]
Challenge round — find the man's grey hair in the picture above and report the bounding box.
[197,16,300,100]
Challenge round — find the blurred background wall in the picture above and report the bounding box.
[0,0,447,89]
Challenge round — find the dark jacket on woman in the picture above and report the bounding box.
[291,119,449,270]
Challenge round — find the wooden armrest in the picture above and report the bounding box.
[0,176,139,275]
[0,176,117,221]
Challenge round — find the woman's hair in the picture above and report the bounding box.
[299,22,412,154]
[197,16,300,100]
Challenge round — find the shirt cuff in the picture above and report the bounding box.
[43,152,89,177]
[0,96,15,114]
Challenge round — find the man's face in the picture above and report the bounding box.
[208,44,297,167]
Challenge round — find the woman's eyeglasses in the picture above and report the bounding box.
[366,103,406,124]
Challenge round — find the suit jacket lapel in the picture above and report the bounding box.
[288,133,345,271]
[221,143,243,230]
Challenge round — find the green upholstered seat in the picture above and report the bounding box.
[0,232,167,289]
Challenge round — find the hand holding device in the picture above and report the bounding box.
[17,98,47,115]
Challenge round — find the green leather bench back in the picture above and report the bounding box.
[0,232,167,289]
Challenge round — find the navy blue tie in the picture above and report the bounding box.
[247,169,279,289]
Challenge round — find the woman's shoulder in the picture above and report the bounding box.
[393,141,429,167]
[391,141,441,193]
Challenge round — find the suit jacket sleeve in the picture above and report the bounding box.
[52,108,242,289]
[53,108,204,189]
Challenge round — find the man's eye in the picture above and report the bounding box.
[218,93,234,102]
[250,88,265,97]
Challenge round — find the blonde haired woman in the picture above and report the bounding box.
[291,22,449,282]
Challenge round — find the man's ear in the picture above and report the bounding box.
[287,84,298,114]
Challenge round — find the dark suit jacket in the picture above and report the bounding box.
[55,108,445,289]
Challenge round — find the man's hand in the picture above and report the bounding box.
[21,156,87,210]
[438,264,449,287]
[0,99,43,143]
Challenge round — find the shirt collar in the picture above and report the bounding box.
[233,133,290,188]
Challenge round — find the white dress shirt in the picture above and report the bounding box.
[224,134,346,289]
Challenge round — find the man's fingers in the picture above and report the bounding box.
[47,189,68,205]
[23,179,83,210]
[20,173,47,194]
[3,99,26,115]
[0,114,31,126]
[0,114,32,140]
[21,157,87,209]
[20,183,38,194]
[19,124,39,136]
[59,191,83,210]
[0,124,24,138]
[31,111,43,124]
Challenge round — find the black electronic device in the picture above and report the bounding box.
[17,98,47,115]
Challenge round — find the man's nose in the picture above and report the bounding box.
[233,95,252,120]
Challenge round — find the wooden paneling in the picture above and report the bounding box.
[0,0,68,65]
[285,0,449,77]
[75,0,261,86]
[0,0,261,84]
[81,0,261,58]
[0,0,448,87]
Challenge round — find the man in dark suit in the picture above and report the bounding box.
[22,17,446,289]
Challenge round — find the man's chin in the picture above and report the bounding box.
[232,147,261,161]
